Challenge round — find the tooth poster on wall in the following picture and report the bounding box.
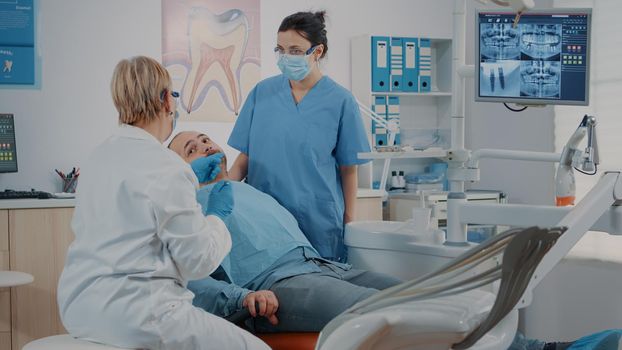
[0,0,35,85]
[162,0,260,123]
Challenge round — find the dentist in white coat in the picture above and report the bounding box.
[57,56,269,350]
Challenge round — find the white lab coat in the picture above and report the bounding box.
[57,125,268,350]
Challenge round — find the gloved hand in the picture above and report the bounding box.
[205,180,234,220]
[191,153,224,183]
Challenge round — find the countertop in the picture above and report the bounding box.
[0,198,76,209]
[357,188,386,198]
[0,189,381,209]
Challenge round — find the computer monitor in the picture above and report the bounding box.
[475,9,591,106]
[0,114,18,173]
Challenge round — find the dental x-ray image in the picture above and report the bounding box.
[520,24,562,61]
[479,61,521,97]
[480,23,520,61]
[162,0,260,123]
[520,60,560,98]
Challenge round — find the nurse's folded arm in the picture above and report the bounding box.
[229,152,249,182]
[340,164,358,224]
[227,84,255,182]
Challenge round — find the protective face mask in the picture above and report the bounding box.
[277,50,315,81]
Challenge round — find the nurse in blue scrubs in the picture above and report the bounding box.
[228,11,370,262]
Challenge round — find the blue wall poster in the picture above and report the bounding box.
[0,0,35,85]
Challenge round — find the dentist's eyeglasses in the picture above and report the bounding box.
[273,46,317,58]
[160,90,179,99]
[160,90,180,106]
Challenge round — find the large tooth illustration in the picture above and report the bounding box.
[182,8,249,115]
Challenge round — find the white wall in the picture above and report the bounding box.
[0,0,554,206]
[0,0,456,192]
[0,0,161,192]
[259,0,454,87]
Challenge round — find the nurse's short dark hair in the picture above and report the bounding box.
[279,11,328,59]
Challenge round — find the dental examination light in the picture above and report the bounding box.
[477,0,535,26]
[478,0,534,12]
[356,98,400,191]
[556,115,599,206]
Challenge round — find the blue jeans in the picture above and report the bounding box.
[249,260,402,333]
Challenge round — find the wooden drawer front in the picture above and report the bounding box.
[0,331,11,350]
[0,290,9,334]
[10,208,74,350]
[0,210,8,271]
[1,209,10,347]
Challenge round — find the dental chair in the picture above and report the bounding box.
[221,226,562,350]
[22,335,128,350]
[22,308,304,350]
[22,331,317,350]
[316,226,565,350]
[225,305,318,350]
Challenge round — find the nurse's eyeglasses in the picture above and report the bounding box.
[274,45,317,58]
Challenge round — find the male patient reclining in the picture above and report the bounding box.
[169,131,402,333]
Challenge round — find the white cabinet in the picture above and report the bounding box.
[351,35,453,189]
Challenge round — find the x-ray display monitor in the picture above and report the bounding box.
[476,9,591,105]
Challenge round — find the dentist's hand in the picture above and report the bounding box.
[243,290,279,325]
[205,180,234,220]
[191,153,225,183]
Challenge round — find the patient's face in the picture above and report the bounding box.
[169,131,225,164]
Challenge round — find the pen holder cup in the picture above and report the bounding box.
[61,177,78,193]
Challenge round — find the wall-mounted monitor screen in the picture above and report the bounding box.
[476,9,591,106]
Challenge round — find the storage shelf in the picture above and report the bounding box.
[358,148,448,160]
[371,91,452,97]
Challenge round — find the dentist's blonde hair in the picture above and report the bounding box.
[111,56,171,125]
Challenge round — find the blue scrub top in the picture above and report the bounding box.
[228,74,371,261]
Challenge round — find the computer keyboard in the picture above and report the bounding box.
[0,190,54,200]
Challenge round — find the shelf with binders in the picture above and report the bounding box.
[351,34,453,190]
[371,91,452,97]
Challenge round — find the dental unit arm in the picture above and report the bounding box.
[446,115,599,245]
[556,115,599,206]
[475,0,534,25]
[448,113,617,312]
